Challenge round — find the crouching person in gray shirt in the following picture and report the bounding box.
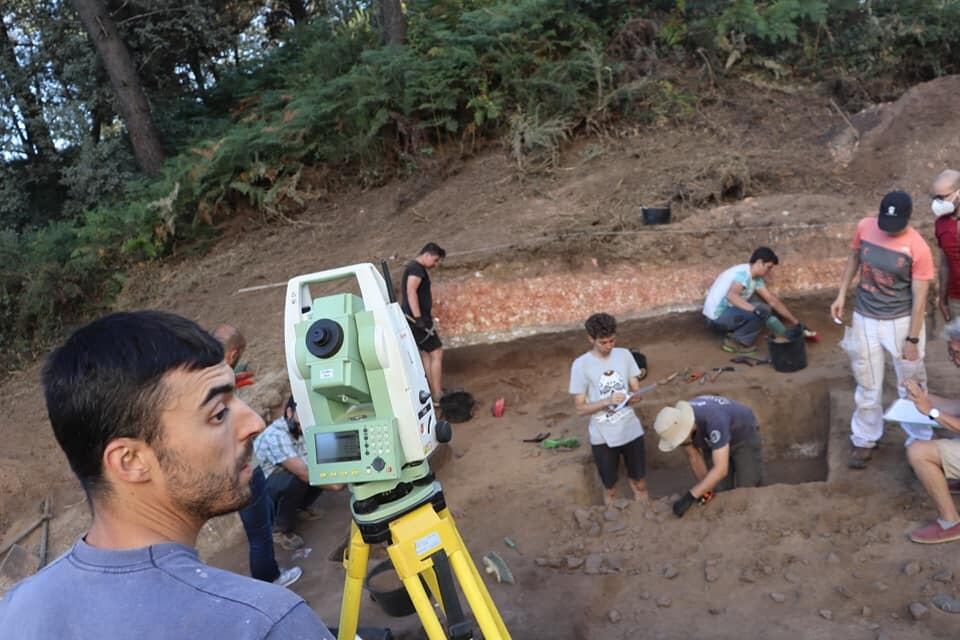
[654,395,764,518]
[0,311,335,640]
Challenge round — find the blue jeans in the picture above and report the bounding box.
[709,300,786,346]
[265,467,321,534]
[238,466,280,582]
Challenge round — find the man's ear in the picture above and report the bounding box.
[102,438,154,485]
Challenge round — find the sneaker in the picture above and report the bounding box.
[273,566,303,587]
[721,337,758,355]
[297,505,326,521]
[272,530,304,551]
[909,520,960,544]
[848,446,873,470]
[949,479,960,495]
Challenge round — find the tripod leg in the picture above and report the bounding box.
[337,522,369,640]
[441,510,511,639]
[399,568,449,640]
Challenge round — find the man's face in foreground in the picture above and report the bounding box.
[152,362,265,520]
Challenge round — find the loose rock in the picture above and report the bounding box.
[931,594,960,614]
[655,596,672,608]
[607,609,622,624]
[603,522,626,534]
[662,564,679,579]
[708,606,725,615]
[908,602,929,620]
[835,585,853,599]
[566,556,584,570]
[903,561,922,576]
[861,606,872,618]
[932,568,954,583]
[872,581,889,593]
[769,592,786,603]
[819,609,833,620]
[603,509,619,522]
[826,552,840,564]
[705,566,720,583]
[573,509,592,529]
[584,554,603,575]
[783,571,800,584]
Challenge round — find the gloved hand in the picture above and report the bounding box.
[752,306,771,321]
[672,492,697,518]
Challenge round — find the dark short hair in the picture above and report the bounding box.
[419,242,446,259]
[585,313,617,339]
[749,247,779,265]
[42,311,224,497]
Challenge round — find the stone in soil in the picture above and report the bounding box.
[835,585,853,599]
[931,594,960,614]
[662,564,678,579]
[872,581,888,593]
[566,556,584,570]
[655,597,672,608]
[573,508,592,529]
[769,592,786,603]
[902,560,921,576]
[705,565,720,583]
[603,521,626,534]
[607,609,622,624]
[584,554,603,575]
[819,609,833,620]
[908,602,929,620]
[932,568,953,583]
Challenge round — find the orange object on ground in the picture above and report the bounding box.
[492,397,506,417]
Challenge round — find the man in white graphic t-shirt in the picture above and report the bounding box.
[569,312,648,505]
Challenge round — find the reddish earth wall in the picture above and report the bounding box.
[433,257,847,346]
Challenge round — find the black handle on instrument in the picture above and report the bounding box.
[380,260,397,304]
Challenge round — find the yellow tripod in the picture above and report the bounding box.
[335,501,512,640]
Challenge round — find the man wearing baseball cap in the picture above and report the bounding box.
[654,395,764,518]
[830,191,934,469]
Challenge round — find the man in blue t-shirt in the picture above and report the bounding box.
[702,246,804,354]
[654,395,764,518]
[0,311,335,640]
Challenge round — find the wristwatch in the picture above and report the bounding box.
[929,408,941,421]
[905,336,920,344]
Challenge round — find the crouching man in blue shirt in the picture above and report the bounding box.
[654,395,765,518]
[0,310,335,640]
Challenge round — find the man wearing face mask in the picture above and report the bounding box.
[253,396,344,550]
[931,170,960,321]
[830,191,934,469]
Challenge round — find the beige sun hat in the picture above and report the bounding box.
[654,400,695,452]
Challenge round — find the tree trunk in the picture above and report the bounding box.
[287,0,308,23]
[69,0,165,174]
[0,19,56,161]
[379,0,406,45]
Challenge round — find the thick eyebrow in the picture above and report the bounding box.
[199,383,235,408]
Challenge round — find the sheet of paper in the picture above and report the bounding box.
[883,398,938,426]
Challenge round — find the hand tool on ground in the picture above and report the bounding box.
[658,371,681,385]
[729,355,771,366]
[541,437,580,449]
[522,431,550,443]
[708,366,736,383]
[0,497,53,557]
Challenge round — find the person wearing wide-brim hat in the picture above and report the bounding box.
[654,395,764,517]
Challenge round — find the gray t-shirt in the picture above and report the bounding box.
[688,395,758,453]
[569,347,644,447]
[0,538,335,640]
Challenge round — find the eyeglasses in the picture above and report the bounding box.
[932,189,958,201]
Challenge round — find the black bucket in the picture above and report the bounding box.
[766,325,807,372]
[365,560,416,617]
[641,206,671,225]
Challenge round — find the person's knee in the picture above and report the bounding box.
[907,440,940,469]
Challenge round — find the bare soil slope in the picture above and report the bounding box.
[4,76,960,638]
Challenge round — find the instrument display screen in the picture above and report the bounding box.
[314,431,362,464]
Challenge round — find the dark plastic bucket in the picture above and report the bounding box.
[641,206,671,225]
[767,326,807,372]
[365,560,416,617]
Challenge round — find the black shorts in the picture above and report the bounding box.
[411,323,442,353]
[591,436,646,489]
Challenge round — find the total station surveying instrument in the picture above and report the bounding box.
[284,263,512,640]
